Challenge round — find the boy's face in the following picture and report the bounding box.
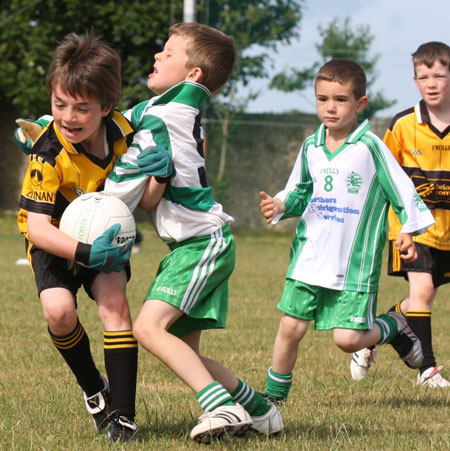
[414,61,450,109]
[147,34,193,95]
[315,80,367,136]
[51,84,111,147]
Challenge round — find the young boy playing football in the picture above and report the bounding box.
[351,42,450,387]
[105,22,283,443]
[17,33,138,442]
[259,59,435,403]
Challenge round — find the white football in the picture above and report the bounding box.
[59,192,136,246]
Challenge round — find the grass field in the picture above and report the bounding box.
[1,212,449,450]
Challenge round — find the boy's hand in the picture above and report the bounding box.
[260,191,284,224]
[14,117,51,155]
[137,145,174,180]
[396,232,418,262]
[75,224,134,273]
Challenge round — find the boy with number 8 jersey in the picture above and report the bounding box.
[259,59,435,403]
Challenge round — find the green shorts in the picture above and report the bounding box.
[278,279,377,330]
[146,224,235,337]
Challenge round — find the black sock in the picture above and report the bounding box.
[104,330,138,420]
[406,311,434,373]
[49,320,102,396]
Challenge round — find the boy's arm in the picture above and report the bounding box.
[105,135,152,213]
[139,177,167,211]
[383,124,403,163]
[269,142,312,223]
[259,191,285,224]
[395,232,418,262]
[374,139,435,234]
[105,109,170,213]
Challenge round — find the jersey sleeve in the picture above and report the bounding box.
[104,105,154,213]
[383,125,403,164]
[19,154,60,216]
[372,138,434,235]
[272,142,313,223]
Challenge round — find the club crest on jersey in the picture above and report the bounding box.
[71,186,86,197]
[345,171,363,194]
[29,161,44,190]
[413,192,429,212]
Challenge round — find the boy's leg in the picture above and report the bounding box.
[265,314,309,402]
[183,332,284,435]
[93,271,138,441]
[348,311,423,379]
[41,288,107,430]
[384,241,449,386]
[404,272,449,386]
[133,300,252,443]
[405,272,437,371]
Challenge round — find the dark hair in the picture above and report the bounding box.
[169,23,235,93]
[46,32,121,118]
[316,58,366,98]
[412,41,450,73]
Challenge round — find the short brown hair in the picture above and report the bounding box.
[315,59,366,99]
[46,32,121,117]
[412,41,450,73]
[168,23,235,93]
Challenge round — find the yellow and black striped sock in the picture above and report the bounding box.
[387,300,406,316]
[49,320,102,396]
[406,310,434,372]
[104,330,138,419]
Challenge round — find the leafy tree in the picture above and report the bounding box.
[0,0,303,205]
[0,0,183,117]
[198,0,304,186]
[270,17,396,119]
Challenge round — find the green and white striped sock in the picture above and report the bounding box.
[375,314,398,344]
[196,381,234,412]
[231,379,270,416]
[264,367,293,402]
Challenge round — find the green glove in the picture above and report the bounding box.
[75,224,134,273]
[14,116,52,155]
[137,145,174,182]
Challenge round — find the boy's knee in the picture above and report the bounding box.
[42,304,73,329]
[279,315,307,342]
[333,330,362,353]
[132,317,148,343]
[133,312,159,344]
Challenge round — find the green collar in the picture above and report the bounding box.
[152,81,211,109]
[314,119,372,160]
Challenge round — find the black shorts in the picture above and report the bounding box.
[27,240,131,300]
[388,240,450,288]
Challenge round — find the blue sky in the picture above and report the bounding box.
[241,0,449,118]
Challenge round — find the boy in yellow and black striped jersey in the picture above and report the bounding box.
[16,33,139,441]
[15,25,284,444]
[351,42,450,387]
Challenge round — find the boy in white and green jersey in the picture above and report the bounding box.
[106,23,283,443]
[260,59,435,402]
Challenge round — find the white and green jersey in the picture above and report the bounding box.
[274,120,434,293]
[105,81,233,242]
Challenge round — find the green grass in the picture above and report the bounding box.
[1,212,449,450]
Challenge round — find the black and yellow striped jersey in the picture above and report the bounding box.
[17,111,134,239]
[384,100,450,250]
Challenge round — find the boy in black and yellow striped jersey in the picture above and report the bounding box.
[352,42,450,387]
